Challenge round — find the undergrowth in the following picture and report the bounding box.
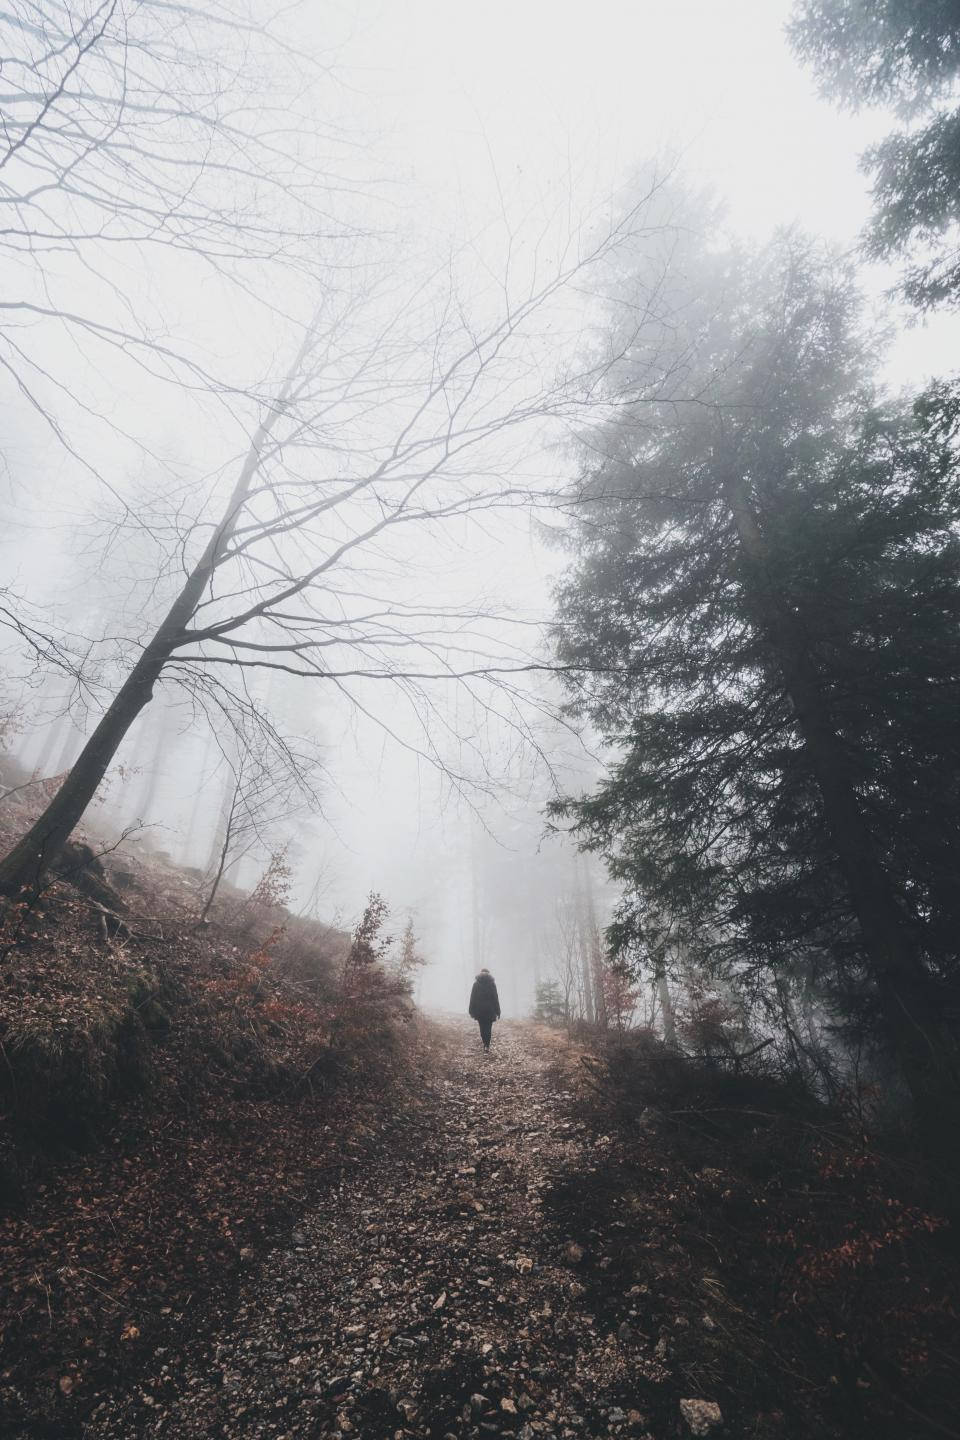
[547,1029,959,1440]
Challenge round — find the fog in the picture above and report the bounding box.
[2,0,958,1018]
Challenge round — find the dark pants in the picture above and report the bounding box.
[477,1016,494,1050]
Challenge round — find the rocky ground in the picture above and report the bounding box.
[76,1019,723,1440]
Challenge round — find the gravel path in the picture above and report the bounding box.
[81,1018,661,1440]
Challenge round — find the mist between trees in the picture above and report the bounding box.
[1,0,959,1195]
[0,0,669,1006]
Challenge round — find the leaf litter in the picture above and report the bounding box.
[80,1019,668,1439]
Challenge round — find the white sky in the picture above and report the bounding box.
[335,0,959,379]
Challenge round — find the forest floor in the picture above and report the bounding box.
[75,1018,717,1440]
[7,1015,955,1440]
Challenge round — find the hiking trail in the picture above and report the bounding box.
[84,1018,666,1439]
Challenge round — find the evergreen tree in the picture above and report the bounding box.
[790,0,960,307]
[552,229,960,1146]
[533,979,567,1028]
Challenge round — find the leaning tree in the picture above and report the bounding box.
[0,152,684,896]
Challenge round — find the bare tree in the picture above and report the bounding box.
[0,0,367,862]
[0,163,677,900]
[199,723,315,924]
[0,0,361,441]
[1,7,685,899]
[549,894,588,1032]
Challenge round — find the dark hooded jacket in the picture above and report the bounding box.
[468,972,501,1022]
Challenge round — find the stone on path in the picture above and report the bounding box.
[680,1396,724,1435]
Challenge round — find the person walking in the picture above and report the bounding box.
[468,968,501,1052]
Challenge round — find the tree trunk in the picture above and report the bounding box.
[52,711,87,777]
[184,729,216,864]
[0,326,313,899]
[206,761,237,875]
[722,463,958,1137]
[657,967,678,1049]
[1,515,238,896]
[199,779,240,923]
[530,921,543,990]
[30,711,70,779]
[581,856,608,1029]
[470,827,484,976]
[574,853,596,1024]
[134,696,180,825]
[0,645,168,895]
